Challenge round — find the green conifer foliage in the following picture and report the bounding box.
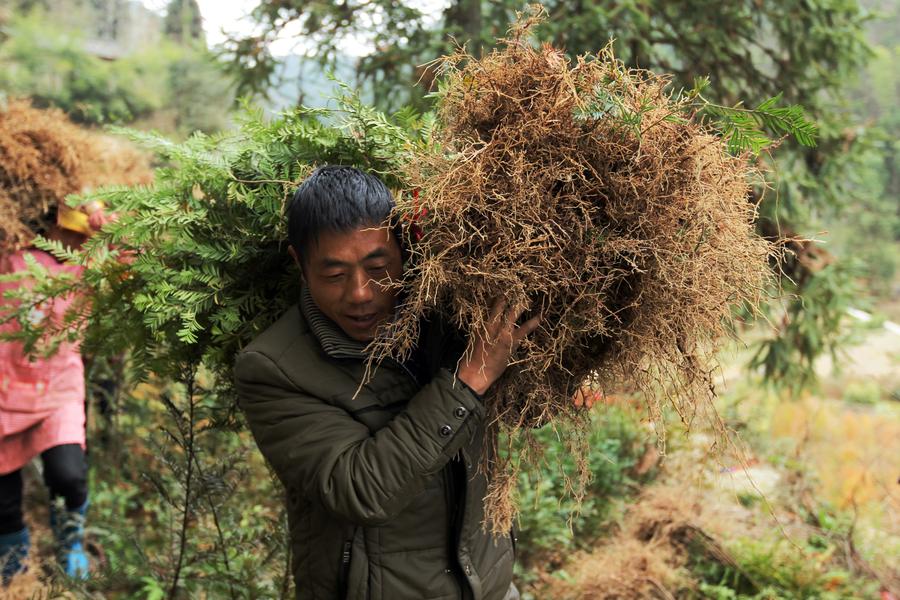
[0,95,424,390]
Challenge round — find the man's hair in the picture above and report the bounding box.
[287,165,395,262]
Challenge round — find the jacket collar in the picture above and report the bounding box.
[300,286,368,360]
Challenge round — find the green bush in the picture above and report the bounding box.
[691,525,880,599]
[0,13,162,124]
[84,376,291,598]
[0,12,233,132]
[842,380,882,405]
[514,404,654,572]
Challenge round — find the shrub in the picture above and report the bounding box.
[514,404,653,572]
[842,380,882,405]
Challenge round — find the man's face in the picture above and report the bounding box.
[295,226,403,342]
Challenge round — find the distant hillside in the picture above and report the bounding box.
[268,53,373,110]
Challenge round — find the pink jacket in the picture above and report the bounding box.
[0,249,86,474]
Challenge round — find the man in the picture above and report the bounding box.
[235,165,538,599]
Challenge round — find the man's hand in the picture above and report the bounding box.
[573,387,603,409]
[87,207,119,231]
[457,298,541,396]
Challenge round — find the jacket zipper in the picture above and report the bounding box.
[338,538,352,599]
[398,355,471,596]
[445,455,473,599]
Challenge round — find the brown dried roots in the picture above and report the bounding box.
[0,99,152,251]
[538,486,749,599]
[374,14,773,530]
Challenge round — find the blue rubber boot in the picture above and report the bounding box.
[0,527,29,585]
[50,499,89,579]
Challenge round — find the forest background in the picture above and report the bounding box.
[0,0,898,598]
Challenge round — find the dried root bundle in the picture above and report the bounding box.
[370,13,774,529]
[540,487,742,599]
[0,100,152,251]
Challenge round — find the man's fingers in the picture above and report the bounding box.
[573,389,586,408]
[573,387,601,410]
[505,300,527,325]
[487,298,507,332]
[513,314,541,342]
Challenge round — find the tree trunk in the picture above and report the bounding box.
[445,0,483,55]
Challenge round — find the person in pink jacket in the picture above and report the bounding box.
[0,203,107,583]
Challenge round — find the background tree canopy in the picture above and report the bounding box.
[163,0,204,45]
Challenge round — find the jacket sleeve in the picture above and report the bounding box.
[234,349,483,526]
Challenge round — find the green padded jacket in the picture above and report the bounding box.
[234,288,516,600]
